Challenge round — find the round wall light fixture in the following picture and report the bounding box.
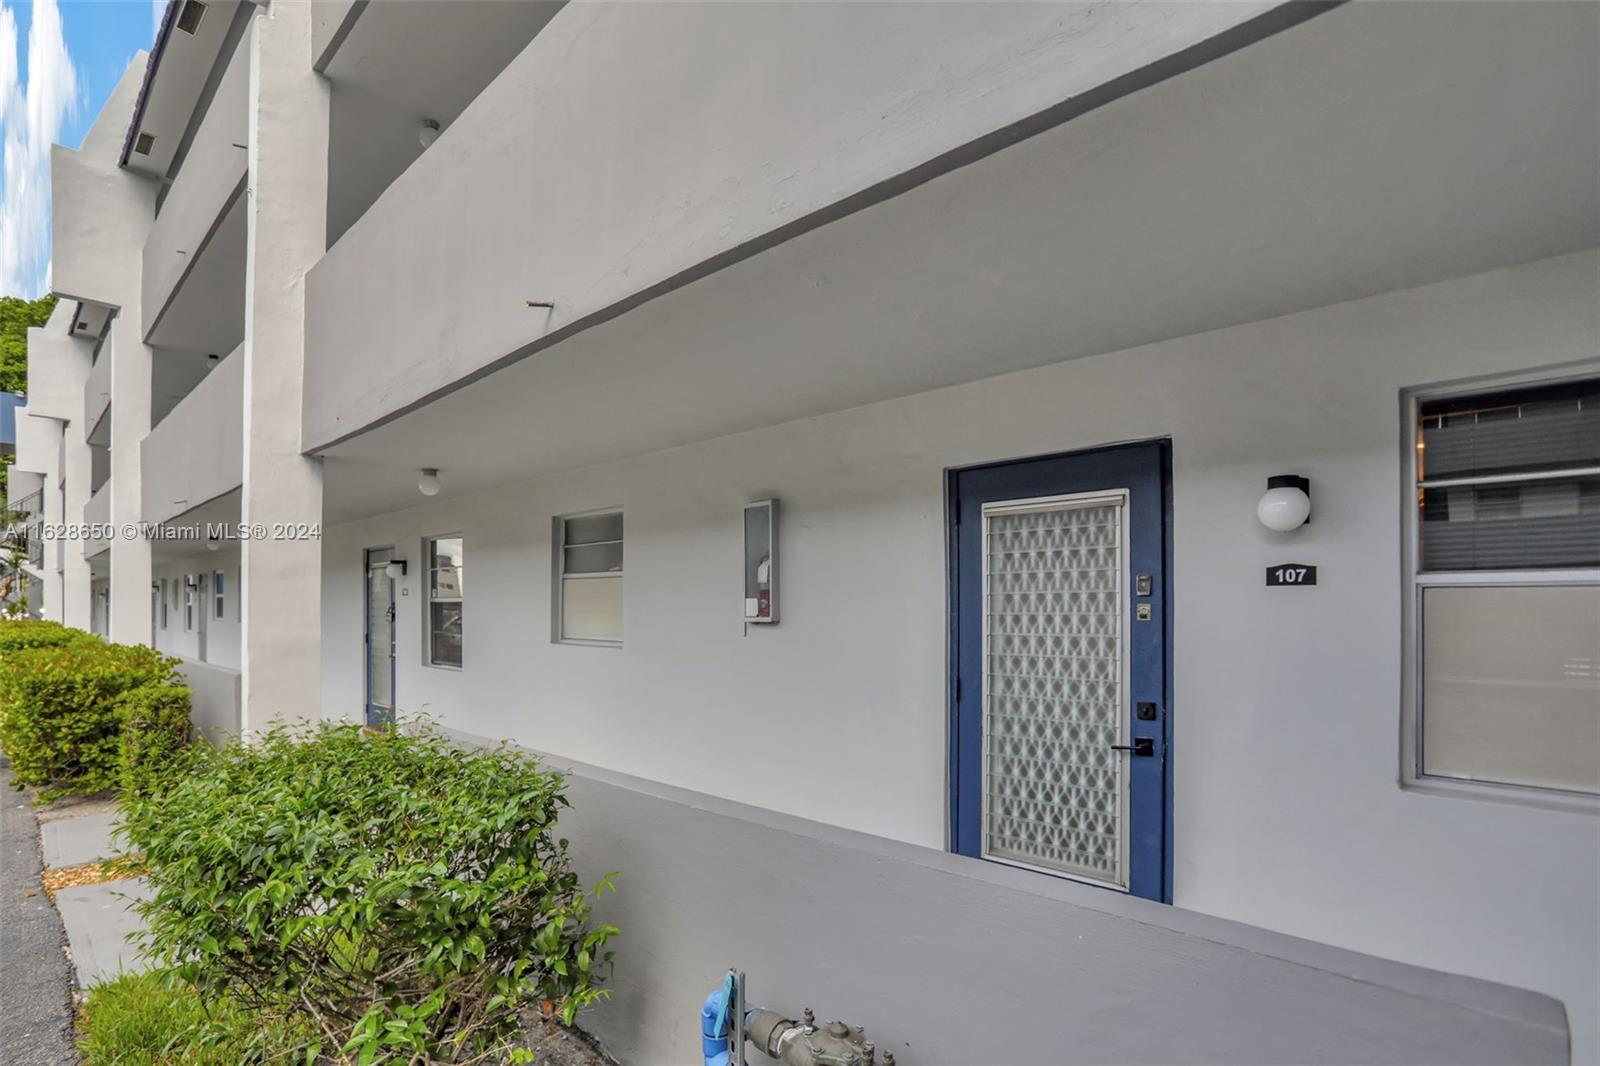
[417,468,441,497]
[418,119,441,149]
[384,560,408,580]
[1257,475,1311,532]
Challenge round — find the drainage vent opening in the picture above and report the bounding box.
[176,0,206,34]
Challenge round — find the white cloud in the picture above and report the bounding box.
[0,0,79,299]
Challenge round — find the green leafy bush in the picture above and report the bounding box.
[0,640,180,799]
[118,721,618,1064]
[0,620,94,727]
[0,617,95,654]
[78,967,308,1065]
[117,682,193,797]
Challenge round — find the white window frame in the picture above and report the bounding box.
[159,578,169,629]
[1400,364,1600,814]
[213,569,225,620]
[183,575,195,632]
[423,533,464,670]
[553,508,624,647]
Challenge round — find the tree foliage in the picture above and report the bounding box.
[0,293,57,394]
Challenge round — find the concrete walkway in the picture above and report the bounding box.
[40,809,119,869]
[0,758,77,1065]
[33,799,150,989]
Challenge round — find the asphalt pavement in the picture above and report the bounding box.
[0,757,77,1065]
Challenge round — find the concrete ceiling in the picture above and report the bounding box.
[150,488,240,563]
[320,0,1600,525]
[323,0,564,245]
[151,348,220,426]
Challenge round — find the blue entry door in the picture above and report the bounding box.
[950,441,1171,902]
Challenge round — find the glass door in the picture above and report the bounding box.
[364,548,397,729]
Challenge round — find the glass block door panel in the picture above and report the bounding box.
[981,494,1128,887]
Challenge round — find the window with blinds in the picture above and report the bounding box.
[1417,379,1599,571]
[1411,377,1599,799]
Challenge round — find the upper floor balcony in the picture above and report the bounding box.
[141,16,250,358]
[304,2,1284,460]
[302,2,1599,524]
[141,343,243,528]
[314,0,565,248]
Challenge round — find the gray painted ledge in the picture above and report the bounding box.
[435,726,1568,1065]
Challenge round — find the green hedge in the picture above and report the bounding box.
[119,722,618,1062]
[117,682,193,798]
[0,636,185,800]
[0,618,96,654]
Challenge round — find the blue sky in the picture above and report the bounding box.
[1,0,160,299]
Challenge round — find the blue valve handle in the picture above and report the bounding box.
[701,971,739,1066]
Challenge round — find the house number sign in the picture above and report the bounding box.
[1266,563,1317,587]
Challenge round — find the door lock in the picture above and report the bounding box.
[1110,737,1155,757]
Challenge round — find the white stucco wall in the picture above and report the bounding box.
[152,548,241,670]
[321,250,1600,1058]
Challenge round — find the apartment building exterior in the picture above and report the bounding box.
[7,1,1598,1061]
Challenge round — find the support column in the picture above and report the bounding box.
[107,318,152,644]
[240,0,327,731]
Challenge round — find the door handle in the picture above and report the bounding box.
[1110,738,1155,757]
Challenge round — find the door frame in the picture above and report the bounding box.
[945,438,1175,903]
[363,546,398,728]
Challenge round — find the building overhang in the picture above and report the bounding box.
[314,0,1599,524]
